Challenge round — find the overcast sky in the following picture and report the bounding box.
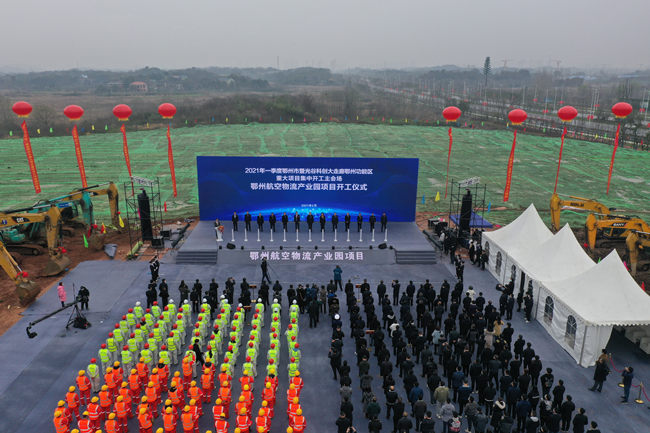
[2,0,647,72]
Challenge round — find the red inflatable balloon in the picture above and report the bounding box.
[158,103,176,119]
[112,104,132,121]
[12,101,32,118]
[63,105,84,121]
[442,106,461,122]
[557,106,578,122]
[508,109,528,125]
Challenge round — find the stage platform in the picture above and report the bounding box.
[174,221,438,266]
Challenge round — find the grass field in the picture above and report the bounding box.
[2,122,649,228]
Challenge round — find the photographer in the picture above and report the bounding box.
[78,286,90,310]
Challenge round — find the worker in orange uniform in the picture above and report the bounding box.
[235,395,248,419]
[290,408,306,433]
[54,411,70,433]
[181,405,197,433]
[77,411,92,433]
[182,358,193,392]
[105,367,118,401]
[157,361,170,393]
[163,407,177,433]
[212,398,227,421]
[55,400,73,425]
[104,412,119,433]
[286,384,299,407]
[239,372,254,392]
[138,407,153,433]
[149,368,161,396]
[76,371,92,405]
[289,372,304,396]
[113,361,125,383]
[188,399,201,432]
[99,385,113,421]
[137,358,150,384]
[255,408,270,433]
[129,369,142,399]
[188,382,204,416]
[169,382,185,412]
[66,386,82,420]
[236,407,253,433]
[118,382,134,418]
[137,396,150,418]
[201,368,213,403]
[114,395,129,433]
[217,381,231,417]
[242,384,253,411]
[145,381,159,418]
[287,397,300,419]
[218,365,232,386]
[215,412,229,433]
[172,372,184,394]
[87,397,102,430]
[264,370,278,393]
[262,382,275,418]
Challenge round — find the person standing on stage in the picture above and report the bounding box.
[245,212,252,231]
[269,212,277,232]
[332,213,339,231]
[381,212,388,232]
[261,258,271,284]
[257,213,264,232]
[282,212,289,231]
[357,213,363,232]
[232,212,239,231]
[320,213,326,232]
[294,212,301,231]
[307,212,315,231]
[345,213,351,231]
[369,213,376,231]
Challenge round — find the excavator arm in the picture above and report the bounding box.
[0,240,41,305]
[586,213,650,252]
[68,182,121,229]
[550,193,613,232]
[626,231,650,277]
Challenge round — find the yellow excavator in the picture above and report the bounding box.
[0,240,41,306]
[586,213,650,251]
[625,231,650,277]
[0,205,72,277]
[550,193,614,232]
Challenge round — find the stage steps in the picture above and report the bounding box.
[176,250,217,265]
[395,250,437,265]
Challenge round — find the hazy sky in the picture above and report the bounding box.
[2,0,648,72]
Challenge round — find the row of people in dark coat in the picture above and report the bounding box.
[232,211,388,231]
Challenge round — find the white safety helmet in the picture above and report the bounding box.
[334,314,340,320]
[184,300,189,304]
[238,303,243,307]
[292,300,297,305]
[202,298,207,303]
[135,302,141,306]
[169,299,174,304]
[220,295,225,299]
[273,299,278,303]
[258,299,262,303]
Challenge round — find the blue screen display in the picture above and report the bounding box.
[197,156,419,222]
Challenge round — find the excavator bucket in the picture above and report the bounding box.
[42,254,71,277]
[16,280,41,306]
[89,233,108,251]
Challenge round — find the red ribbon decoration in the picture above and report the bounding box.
[71,125,88,188]
[553,126,567,194]
[167,125,177,197]
[445,127,452,199]
[503,129,517,202]
[120,124,132,177]
[20,121,41,194]
[606,123,621,195]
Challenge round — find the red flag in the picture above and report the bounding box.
[164,202,167,212]
[503,129,517,202]
[445,127,452,199]
[606,123,621,195]
[553,126,567,194]
[20,121,41,194]
[71,125,88,188]
[120,124,132,176]
[167,125,177,197]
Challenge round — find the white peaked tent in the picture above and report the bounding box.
[509,224,596,298]
[482,204,553,284]
[536,251,650,367]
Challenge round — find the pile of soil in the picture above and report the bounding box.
[0,228,132,336]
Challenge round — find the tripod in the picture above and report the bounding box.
[66,283,89,330]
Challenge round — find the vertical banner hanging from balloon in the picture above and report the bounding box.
[20,121,41,194]
[120,124,132,177]
[442,106,461,199]
[555,106,578,194]
[503,109,527,202]
[607,102,633,194]
[158,103,178,197]
[71,125,88,188]
[167,125,177,197]
[503,129,517,202]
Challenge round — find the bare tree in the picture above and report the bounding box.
[299,91,315,113]
[343,86,358,119]
[0,95,14,129]
[33,105,58,129]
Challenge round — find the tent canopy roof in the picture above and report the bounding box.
[512,224,596,283]
[483,203,552,255]
[540,250,650,326]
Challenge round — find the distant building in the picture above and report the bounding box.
[130,81,148,92]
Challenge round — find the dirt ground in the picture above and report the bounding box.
[0,228,132,337]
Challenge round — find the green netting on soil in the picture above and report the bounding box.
[1,123,649,227]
